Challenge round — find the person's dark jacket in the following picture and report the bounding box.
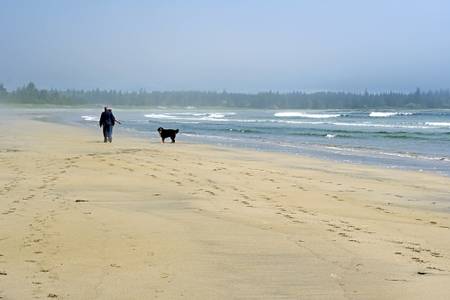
[99,110,116,127]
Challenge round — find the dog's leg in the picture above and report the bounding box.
[171,137,175,143]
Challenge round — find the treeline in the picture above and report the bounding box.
[1,82,450,109]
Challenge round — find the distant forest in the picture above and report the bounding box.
[1,82,450,109]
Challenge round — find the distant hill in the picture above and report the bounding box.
[1,82,450,109]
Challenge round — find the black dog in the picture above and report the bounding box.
[157,127,179,143]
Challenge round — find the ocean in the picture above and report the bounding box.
[26,107,450,176]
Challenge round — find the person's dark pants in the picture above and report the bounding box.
[102,125,113,142]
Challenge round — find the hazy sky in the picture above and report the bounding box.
[1,0,449,92]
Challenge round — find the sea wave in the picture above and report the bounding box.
[227,128,263,134]
[425,122,450,127]
[288,131,345,138]
[274,112,341,118]
[81,115,99,122]
[275,120,327,125]
[273,119,430,129]
[171,112,236,117]
[369,112,413,117]
[331,122,428,129]
[144,113,177,119]
[144,112,236,121]
[324,145,450,162]
[181,133,243,142]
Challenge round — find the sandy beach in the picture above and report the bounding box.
[1,114,450,299]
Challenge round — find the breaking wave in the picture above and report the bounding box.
[425,122,450,127]
[274,112,341,118]
[81,115,99,122]
[144,112,236,122]
[369,112,413,117]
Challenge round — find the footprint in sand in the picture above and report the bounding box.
[295,240,305,246]
[412,257,426,264]
[430,251,442,257]
[241,201,253,207]
[338,232,350,238]
[426,266,445,272]
[348,239,360,243]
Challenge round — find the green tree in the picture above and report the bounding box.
[0,83,7,98]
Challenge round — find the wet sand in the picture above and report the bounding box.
[0,116,449,299]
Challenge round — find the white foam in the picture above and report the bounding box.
[81,115,99,122]
[171,112,207,116]
[144,112,237,122]
[270,120,326,125]
[182,133,242,142]
[325,134,336,138]
[369,112,412,117]
[144,114,177,119]
[425,122,450,127]
[275,112,340,118]
[325,145,450,162]
[271,119,428,129]
[207,113,226,118]
[330,122,428,129]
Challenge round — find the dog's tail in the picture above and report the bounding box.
[175,129,179,133]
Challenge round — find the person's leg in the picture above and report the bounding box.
[102,126,108,142]
[108,126,113,143]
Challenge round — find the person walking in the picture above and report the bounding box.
[99,107,120,143]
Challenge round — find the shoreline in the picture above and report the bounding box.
[18,105,450,178]
[62,110,450,191]
[1,114,450,299]
[42,113,450,182]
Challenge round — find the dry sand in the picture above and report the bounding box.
[0,115,449,299]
